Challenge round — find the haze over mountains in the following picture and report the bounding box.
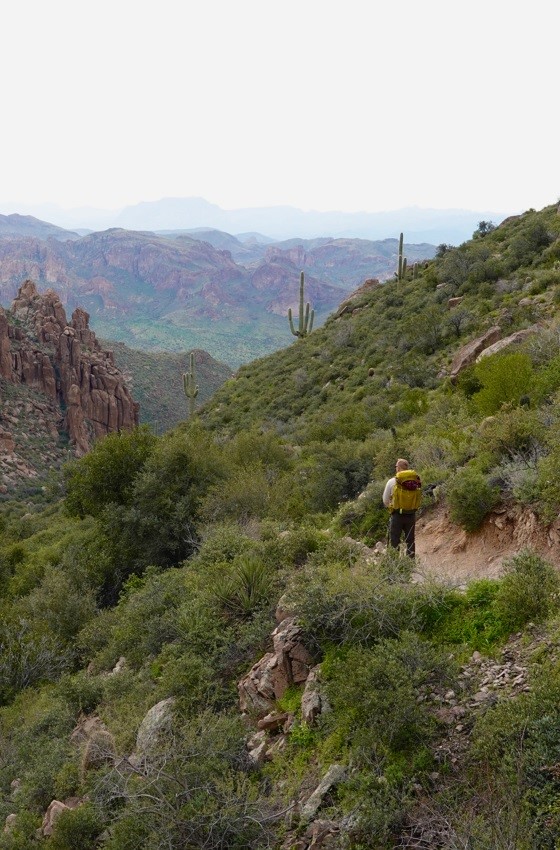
[1,196,510,244]
[0,214,437,366]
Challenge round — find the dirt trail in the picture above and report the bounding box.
[414,502,560,584]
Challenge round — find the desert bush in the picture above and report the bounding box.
[48,803,102,850]
[57,671,104,715]
[64,426,157,518]
[332,480,389,546]
[97,425,231,581]
[0,810,40,850]
[0,618,70,703]
[200,466,272,523]
[534,436,560,521]
[286,546,453,650]
[493,549,560,633]
[446,468,500,532]
[84,567,188,670]
[467,660,560,848]
[475,407,545,462]
[95,710,274,850]
[258,523,324,570]
[323,632,450,759]
[472,352,534,416]
[17,567,97,643]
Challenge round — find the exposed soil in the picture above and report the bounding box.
[415,502,560,583]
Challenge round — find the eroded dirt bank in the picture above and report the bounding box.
[415,502,560,583]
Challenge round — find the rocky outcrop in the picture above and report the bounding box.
[40,798,83,837]
[238,616,314,718]
[0,280,139,459]
[449,326,501,382]
[475,325,541,363]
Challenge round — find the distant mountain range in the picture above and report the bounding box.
[0,197,511,244]
[0,215,437,366]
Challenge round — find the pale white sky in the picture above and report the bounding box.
[1,0,558,215]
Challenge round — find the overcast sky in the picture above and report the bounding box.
[1,0,557,216]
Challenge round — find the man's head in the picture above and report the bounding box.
[396,458,409,472]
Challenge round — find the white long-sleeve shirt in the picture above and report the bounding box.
[382,477,396,508]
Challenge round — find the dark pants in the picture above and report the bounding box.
[389,511,416,557]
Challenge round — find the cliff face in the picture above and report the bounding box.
[0,280,139,466]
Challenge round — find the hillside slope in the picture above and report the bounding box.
[108,342,232,434]
[3,203,560,850]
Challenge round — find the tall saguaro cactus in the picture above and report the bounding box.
[182,351,199,418]
[396,232,408,281]
[288,271,314,338]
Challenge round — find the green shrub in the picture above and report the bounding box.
[493,549,560,633]
[446,468,500,531]
[97,711,273,850]
[287,544,453,649]
[64,426,157,518]
[48,804,102,850]
[425,579,505,649]
[323,632,450,758]
[472,352,534,416]
[0,618,70,703]
[332,481,389,546]
[210,553,276,619]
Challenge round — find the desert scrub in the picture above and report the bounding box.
[493,549,560,633]
[445,467,500,531]
[425,578,505,650]
[286,544,453,650]
[322,632,452,760]
[332,480,389,546]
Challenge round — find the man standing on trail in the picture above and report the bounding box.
[383,458,422,558]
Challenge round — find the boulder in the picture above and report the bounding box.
[70,714,108,746]
[475,326,541,363]
[300,764,346,823]
[135,697,175,757]
[449,327,501,382]
[301,666,324,726]
[3,814,17,834]
[448,296,464,309]
[41,801,70,837]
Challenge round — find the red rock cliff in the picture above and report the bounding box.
[0,280,139,455]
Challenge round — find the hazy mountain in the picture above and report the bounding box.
[1,197,511,244]
[114,198,509,244]
[0,213,80,241]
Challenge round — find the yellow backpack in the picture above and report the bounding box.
[391,470,422,512]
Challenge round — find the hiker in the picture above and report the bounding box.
[382,458,422,557]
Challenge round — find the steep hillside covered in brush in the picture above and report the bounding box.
[3,203,560,850]
[107,342,232,434]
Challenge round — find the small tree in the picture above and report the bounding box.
[474,220,496,238]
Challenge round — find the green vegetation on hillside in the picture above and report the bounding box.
[3,203,560,848]
[106,342,232,434]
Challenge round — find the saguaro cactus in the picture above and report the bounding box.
[396,232,408,281]
[182,351,199,418]
[288,271,314,338]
